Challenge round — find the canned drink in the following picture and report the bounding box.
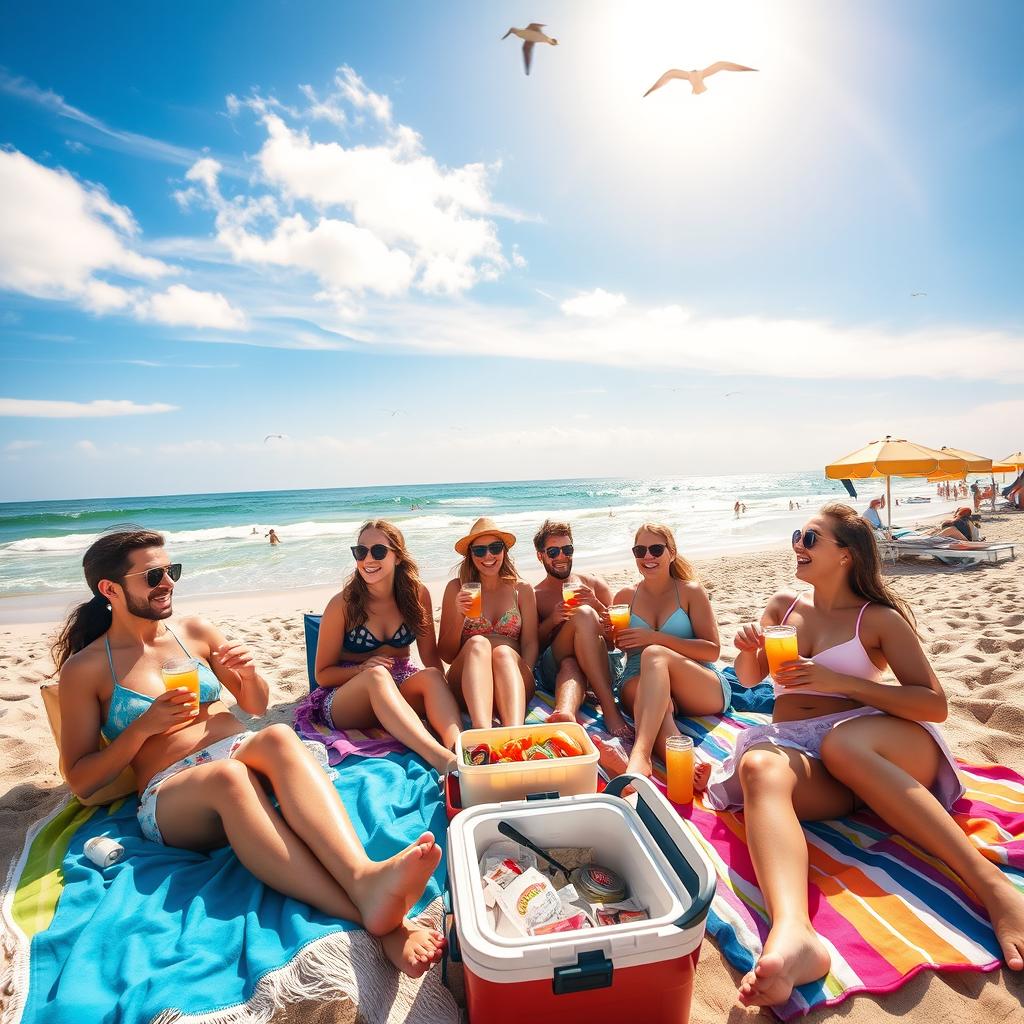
[569,864,626,904]
[84,836,124,869]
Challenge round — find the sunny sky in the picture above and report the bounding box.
[1,0,1022,501]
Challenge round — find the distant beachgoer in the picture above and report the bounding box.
[697,504,1024,1007]
[741,503,747,514]
[251,527,258,535]
[597,523,729,784]
[789,500,794,511]
[862,498,885,531]
[971,481,981,512]
[531,519,629,739]
[294,520,461,775]
[438,518,538,727]
[734,501,741,519]
[53,529,443,977]
[266,529,280,545]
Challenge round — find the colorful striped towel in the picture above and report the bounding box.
[523,690,1024,1020]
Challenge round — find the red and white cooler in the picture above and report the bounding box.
[445,774,715,1024]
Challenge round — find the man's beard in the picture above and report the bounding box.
[125,590,173,621]
[546,562,572,581]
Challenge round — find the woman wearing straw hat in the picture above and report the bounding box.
[438,518,539,727]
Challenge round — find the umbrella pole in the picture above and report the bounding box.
[886,476,892,530]
[991,472,996,513]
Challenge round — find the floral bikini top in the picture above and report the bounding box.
[461,589,523,641]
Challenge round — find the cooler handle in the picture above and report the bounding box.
[604,773,715,929]
[525,791,560,802]
[552,949,613,994]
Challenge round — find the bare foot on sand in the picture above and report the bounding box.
[547,709,576,724]
[737,922,830,1007]
[381,919,446,978]
[355,832,442,936]
[979,875,1024,971]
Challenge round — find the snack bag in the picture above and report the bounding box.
[494,867,564,936]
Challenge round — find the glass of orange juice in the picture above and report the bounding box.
[562,580,580,607]
[461,582,482,618]
[161,657,200,730]
[608,603,630,638]
[665,735,694,804]
[763,625,799,677]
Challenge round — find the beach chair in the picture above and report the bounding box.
[891,537,1015,566]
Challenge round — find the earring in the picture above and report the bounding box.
[106,603,112,611]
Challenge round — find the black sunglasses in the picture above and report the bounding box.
[470,540,506,557]
[122,563,183,588]
[543,544,574,559]
[792,529,844,550]
[352,544,393,561]
[632,544,667,558]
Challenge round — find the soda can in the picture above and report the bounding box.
[84,836,124,869]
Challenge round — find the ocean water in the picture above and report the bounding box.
[0,472,966,604]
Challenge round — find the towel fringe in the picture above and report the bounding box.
[149,898,457,1024]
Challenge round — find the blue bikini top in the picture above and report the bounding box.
[343,621,415,654]
[622,585,698,678]
[101,628,221,742]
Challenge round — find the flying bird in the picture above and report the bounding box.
[263,433,287,443]
[724,391,744,398]
[643,62,757,97]
[910,292,927,297]
[502,23,558,75]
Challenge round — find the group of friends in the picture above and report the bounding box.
[52,507,1024,1006]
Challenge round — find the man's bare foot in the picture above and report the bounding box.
[601,707,634,742]
[380,919,446,978]
[355,832,442,936]
[979,875,1024,970]
[594,736,629,778]
[736,922,830,1007]
[547,709,577,724]
[693,760,712,793]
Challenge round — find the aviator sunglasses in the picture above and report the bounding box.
[122,563,183,588]
[470,540,506,557]
[792,529,843,550]
[632,543,667,558]
[351,544,393,561]
[543,544,574,559]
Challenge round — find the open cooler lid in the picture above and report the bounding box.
[447,779,713,976]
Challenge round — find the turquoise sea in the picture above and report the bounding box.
[0,472,963,605]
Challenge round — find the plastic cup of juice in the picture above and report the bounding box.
[462,582,482,618]
[562,581,580,607]
[608,603,631,637]
[666,735,694,804]
[763,625,800,677]
[161,657,201,705]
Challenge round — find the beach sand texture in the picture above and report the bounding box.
[2,515,1022,1023]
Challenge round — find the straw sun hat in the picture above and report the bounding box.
[454,517,517,556]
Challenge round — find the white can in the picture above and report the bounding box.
[84,836,124,869]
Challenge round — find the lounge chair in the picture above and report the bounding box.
[890,536,1015,566]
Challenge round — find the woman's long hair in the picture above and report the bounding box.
[51,527,166,672]
[636,522,697,583]
[457,543,519,586]
[344,520,430,637]
[820,503,916,627]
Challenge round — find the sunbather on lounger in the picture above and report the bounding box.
[53,529,444,978]
[696,504,1024,1008]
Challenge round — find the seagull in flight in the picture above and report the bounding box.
[502,23,558,75]
[643,62,757,97]
[724,391,744,398]
[263,433,287,443]
[910,292,927,297]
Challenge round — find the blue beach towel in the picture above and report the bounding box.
[2,752,452,1024]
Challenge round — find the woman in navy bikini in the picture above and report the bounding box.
[703,503,1024,1008]
[54,528,445,978]
[299,520,461,775]
[603,522,730,782]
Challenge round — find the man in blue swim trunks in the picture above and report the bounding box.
[532,520,632,739]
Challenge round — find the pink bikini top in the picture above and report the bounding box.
[772,594,885,700]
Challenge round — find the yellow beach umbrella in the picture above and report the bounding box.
[825,436,967,528]
[1000,451,1024,470]
[938,447,992,472]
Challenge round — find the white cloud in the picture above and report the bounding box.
[0,398,177,418]
[74,439,143,460]
[561,288,627,318]
[0,149,169,306]
[138,283,247,329]
[4,440,42,452]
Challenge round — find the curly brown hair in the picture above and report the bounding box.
[533,519,573,551]
[343,520,430,637]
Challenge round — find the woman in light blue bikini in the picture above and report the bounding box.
[605,522,730,782]
[53,528,445,978]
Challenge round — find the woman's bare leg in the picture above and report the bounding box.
[400,668,462,755]
[664,653,728,717]
[821,717,1024,972]
[735,745,853,1008]
[491,645,533,726]
[549,656,585,723]
[328,666,456,773]
[619,649,674,779]
[234,726,440,936]
[448,635,494,728]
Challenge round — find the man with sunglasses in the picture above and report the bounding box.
[532,520,630,739]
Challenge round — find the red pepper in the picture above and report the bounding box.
[546,730,583,758]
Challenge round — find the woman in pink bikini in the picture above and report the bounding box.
[437,518,538,727]
[700,503,1024,1008]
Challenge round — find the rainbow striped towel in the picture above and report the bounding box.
[523,692,1024,1020]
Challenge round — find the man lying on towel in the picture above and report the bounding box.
[53,527,444,977]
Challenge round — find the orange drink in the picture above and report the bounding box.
[608,603,630,637]
[161,658,200,731]
[562,581,580,606]
[462,582,482,618]
[666,735,694,804]
[763,625,799,677]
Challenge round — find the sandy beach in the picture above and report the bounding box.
[2,513,1022,1023]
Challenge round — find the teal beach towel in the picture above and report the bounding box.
[2,752,452,1024]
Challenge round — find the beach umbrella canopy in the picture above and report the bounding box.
[1000,451,1024,470]
[992,462,1018,474]
[825,436,968,527]
[938,447,992,472]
